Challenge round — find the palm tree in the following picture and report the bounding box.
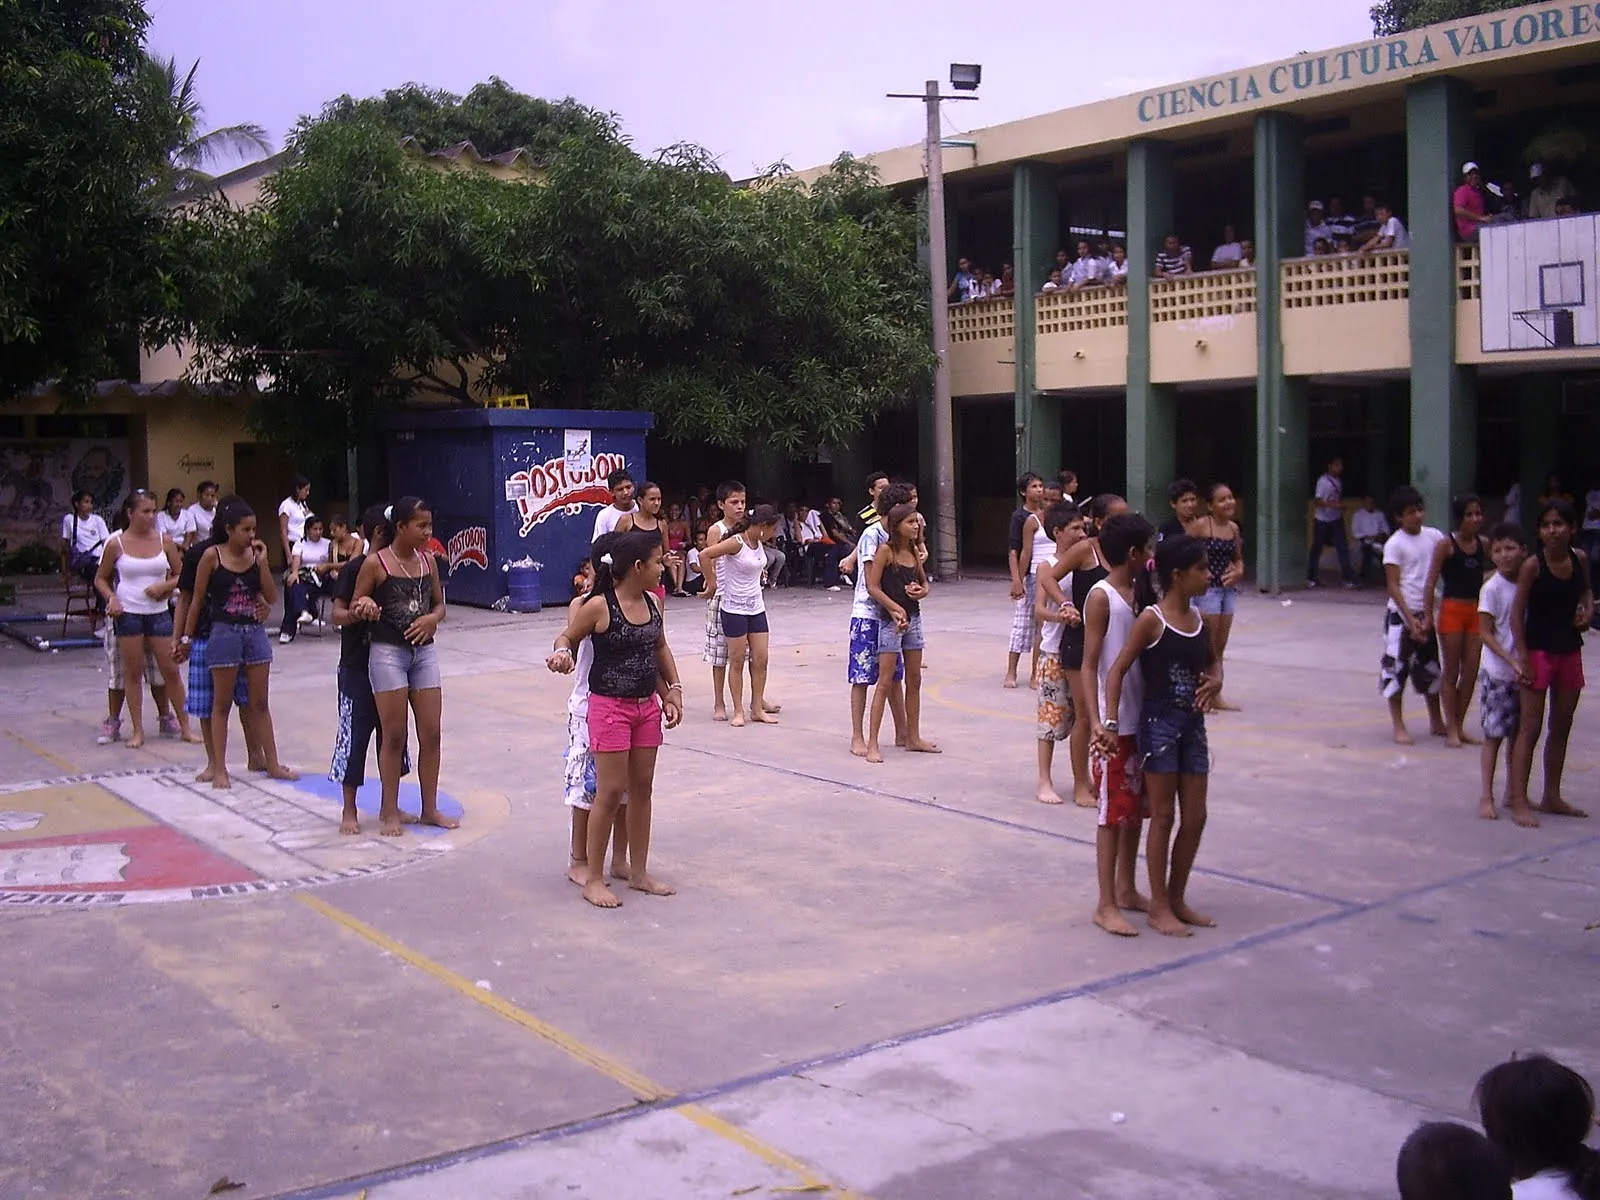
[143,55,273,194]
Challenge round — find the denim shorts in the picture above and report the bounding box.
[207,622,272,669]
[1195,586,1237,616]
[369,640,441,693]
[877,611,925,655]
[113,609,174,639]
[1138,705,1210,775]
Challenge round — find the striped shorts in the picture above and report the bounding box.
[1009,575,1038,654]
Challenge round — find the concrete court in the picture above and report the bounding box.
[0,581,1595,1200]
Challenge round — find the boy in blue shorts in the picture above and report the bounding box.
[848,482,912,756]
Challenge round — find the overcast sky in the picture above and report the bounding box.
[147,0,1375,177]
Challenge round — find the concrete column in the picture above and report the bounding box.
[1252,112,1309,592]
[1406,77,1478,522]
[1013,161,1060,476]
[1517,376,1561,530]
[1126,140,1177,520]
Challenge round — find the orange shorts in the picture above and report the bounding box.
[1437,598,1479,637]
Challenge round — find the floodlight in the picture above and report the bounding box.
[950,63,982,92]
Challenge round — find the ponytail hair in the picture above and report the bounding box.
[216,496,255,538]
[1475,1054,1600,1199]
[732,503,782,536]
[591,530,660,594]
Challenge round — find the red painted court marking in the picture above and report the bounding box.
[0,825,260,892]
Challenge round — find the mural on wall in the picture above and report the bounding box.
[0,440,130,547]
[445,526,489,575]
[507,444,627,537]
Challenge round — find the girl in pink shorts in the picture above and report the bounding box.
[547,529,683,908]
[1507,500,1593,827]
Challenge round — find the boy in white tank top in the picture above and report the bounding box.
[1082,512,1156,938]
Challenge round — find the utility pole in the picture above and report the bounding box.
[890,71,977,581]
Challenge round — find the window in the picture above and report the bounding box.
[1539,262,1584,309]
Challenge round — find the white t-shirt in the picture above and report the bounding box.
[1582,488,1600,532]
[61,512,110,555]
[1478,572,1519,681]
[1351,509,1390,541]
[1383,526,1447,613]
[850,524,891,620]
[278,497,311,545]
[1108,258,1129,282]
[1313,473,1343,521]
[567,631,596,715]
[592,503,634,541]
[685,549,703,583]
[796,510,823,544]
[1513,1170,1582,1200]
[156,509,193,544]
[1210,241,1243,266]
[294,537,331,571]
[1377,215,1409,249]
[185,502,216,542]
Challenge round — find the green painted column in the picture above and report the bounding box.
[1126,140,1177,520]
[1406,77,1477,522]
[1252,112,1309,592]
[1013,161,1060,476]
[1517,376,1560,529]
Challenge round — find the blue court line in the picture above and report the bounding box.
[673,742,1361,911]
[285,775,464,834]
[265,826,1600,1200]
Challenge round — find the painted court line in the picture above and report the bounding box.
[2,728,79,774]
[276,829,1600,1200]
[294,893,866,1200]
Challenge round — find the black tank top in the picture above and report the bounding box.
[370,550,435,646]
[588,590,662,698]
[205,549,264,625]
[881,561,920,617]
[1525,547,1585,655]
[1060,545,1109,664]
[1439,533,1485,601]
[1202,529,1236,590]
[1138,609,1209,711]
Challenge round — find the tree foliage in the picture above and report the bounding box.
[1370,0,1524,35]
[314,79,610,159]
[141,55,272,194]
[168,92,932,460]
[0,0,177,398]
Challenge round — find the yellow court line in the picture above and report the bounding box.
[2,728,80,774]
[296,893,865,1199]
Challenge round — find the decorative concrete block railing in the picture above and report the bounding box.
[1281,251,1410,308]
[949,296,1015,342]
[1149,269,1258,323]
[1036,287,1129,335]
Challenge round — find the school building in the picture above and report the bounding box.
[829,0,1600,584]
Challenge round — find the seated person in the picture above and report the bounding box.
[683,531,707,595]
[1351,495,1390,580]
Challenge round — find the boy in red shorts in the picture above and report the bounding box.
[1083,512,1156,937]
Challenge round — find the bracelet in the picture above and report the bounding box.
[552,645,573,656]
[665,683,682,692]
[1102,719,1119,733]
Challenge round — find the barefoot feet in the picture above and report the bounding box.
[1072,787,1096,809]
[1002,674,1018,690]
[1477,797,1499,821]
[1509,802,1541,828]
[629,873,676,896]
[567,859,588,886]
[1171,901,1215,928]
[340,814,362,836]
[1148,908,1193,937]
[1393,726,1415,746]
[266,762,299,781]
[712,705,729,723]
[1093,905,1139,937]
[729,711,746,728]
[1115,889,1150,914]
[865,745,884,764]
[211,772,232,791]
[419,809,461,830]
[583,879,622,908]
[906,738,941,754]
[750,708,779,725]
[850,738,869,759]
[1537,797,1589,818]
[1036,784,1064,805]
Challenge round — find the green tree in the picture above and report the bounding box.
[140,55,273,194]
[0,0,176,398]
[167,95,932,461]
[1370,0,1523,35]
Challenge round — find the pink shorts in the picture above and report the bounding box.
[1528,649,1585,692]
[586,694,664,753]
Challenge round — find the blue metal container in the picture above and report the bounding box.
[384,408,653,609]
[506,564,542,613]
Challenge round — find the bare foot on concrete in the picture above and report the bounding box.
[729,711,746,727]
[379,815,404,837]
[194,766,216,783]
[750,709,779,725]
[419,809,460,829]
[1093,906,1139,937]
[1477,797,1499,821]
[1116,889,1151,913]
[762,700,782,714]
[850,738,869,758]
[865,746,884,764]
[712,706,728,723]
[1073,787,1097,809]
[266,763,298,781]
[1393,727,1415,746]
[1002,675,1018,690]
[1172,901,1215,928]
[339,814,361,835]
[1509,803,1541,829]
[906,738,940,753]
[1148,909,1194,937]
[1036,784,1064,805]
[566,860,587,886]
[583,880,622,908]
[629,873,676,896]
[211,772,232,791]
[609,859,631,881]
[1537,797,1589,818]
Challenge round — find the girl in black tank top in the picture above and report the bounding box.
[1506,501,1592,825]
[546,529,683,908]
[1426,494,1486,749]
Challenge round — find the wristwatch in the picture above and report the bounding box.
[1102,719,1119,733]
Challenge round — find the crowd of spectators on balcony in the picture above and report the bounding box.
[949,257,1016,303]
[1452,160,1580,241]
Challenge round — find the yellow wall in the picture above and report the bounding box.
[1037,327,1127,390]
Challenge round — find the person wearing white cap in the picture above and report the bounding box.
[1528,161,1577,220]
[1453,162,1489,241]
[1304,200,1330,256]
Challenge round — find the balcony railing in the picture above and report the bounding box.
[1150,268,1257,322]
[1456,242,1481,300]
[949,296,1014,342]
[1036,287,1128,334]
[1282,250,1410,307]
